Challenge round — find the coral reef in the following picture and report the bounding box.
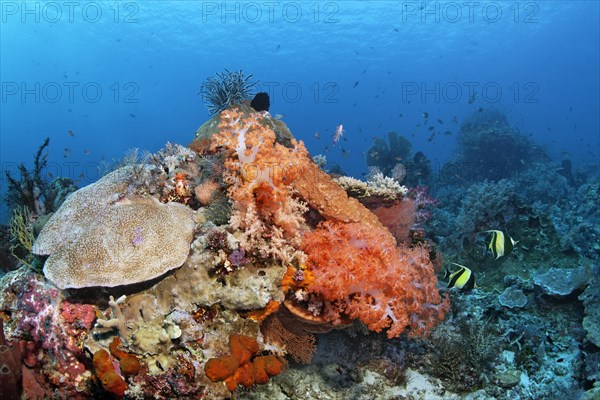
[431,178,518,256]
[5,100,597,400]
[443,108,548,182]
[4,103,452,398]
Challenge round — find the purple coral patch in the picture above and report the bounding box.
[132,227,144,247]
[227,247,249,267]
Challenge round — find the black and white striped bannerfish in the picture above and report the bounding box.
[444,262,478,291]
[485,230,518,260]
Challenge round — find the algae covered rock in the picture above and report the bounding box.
[32,166,195,289]
[579,264,600,347]
[498,286,528,309]
[533,265,590,297]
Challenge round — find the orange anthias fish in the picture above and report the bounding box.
[332,124,344,146]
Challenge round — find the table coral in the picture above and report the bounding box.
[32,166,195,289]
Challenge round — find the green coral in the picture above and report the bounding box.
[9,206,35,267]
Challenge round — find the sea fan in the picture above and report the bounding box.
[199,69,258,115]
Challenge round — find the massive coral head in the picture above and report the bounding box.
[302,221,448,338]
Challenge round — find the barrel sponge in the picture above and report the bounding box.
[32,166,195,289]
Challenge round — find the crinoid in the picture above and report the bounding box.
[199,69,257,115]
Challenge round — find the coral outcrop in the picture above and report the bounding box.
[0,103,450,399]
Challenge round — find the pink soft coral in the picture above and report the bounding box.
[302,221,448,338]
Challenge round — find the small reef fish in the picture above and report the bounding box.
[353,81,359,88]
[63,148,71,158]
[468,92,478,104]
[67,130,75,137]
[484,230,518,260]
[332,124,344,146]
[314,131,320,140]
[83,149,90,155]
[444,262,477,291]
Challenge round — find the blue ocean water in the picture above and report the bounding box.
[0,1,598,223]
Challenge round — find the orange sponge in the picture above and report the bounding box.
[205,334,288,391]
[109,337,142,376]
[205,355,239,382]
[93,349,127,397]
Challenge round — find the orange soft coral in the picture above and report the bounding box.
[210,109,394,265]
[210,109,310,263]
[210,109,308,206]
[302,221,449,338]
